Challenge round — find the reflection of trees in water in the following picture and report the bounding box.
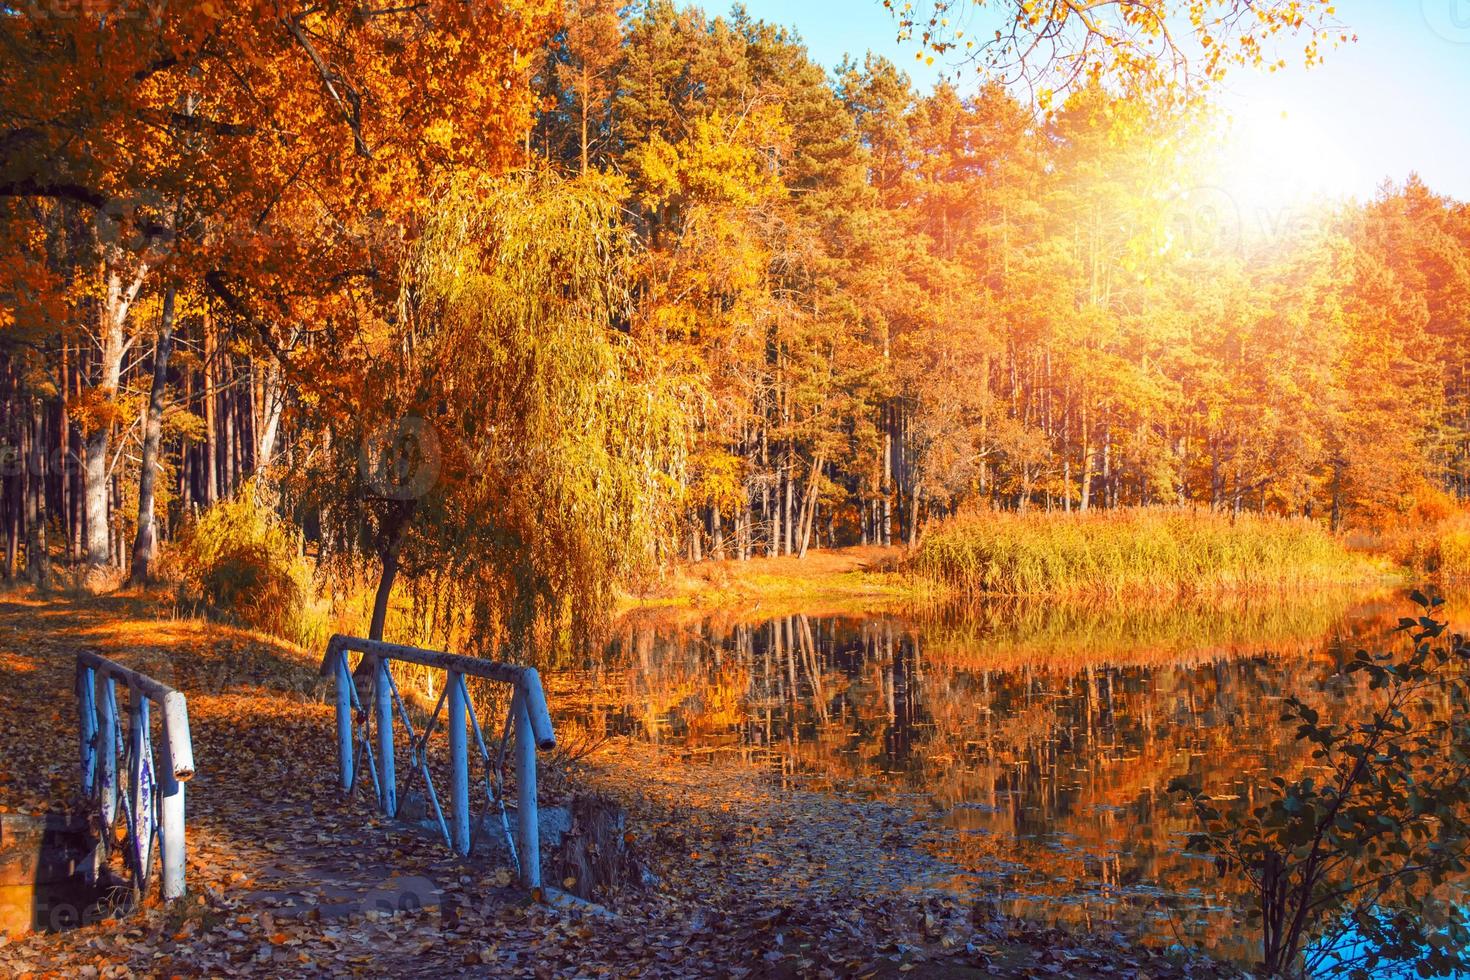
[583,592,1453,961]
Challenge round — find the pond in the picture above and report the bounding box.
[572,586,1467,966]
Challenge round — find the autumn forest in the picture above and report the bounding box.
[4,1,1468,601]
[4,1,1470,976]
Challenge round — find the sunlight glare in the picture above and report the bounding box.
[1215,99,1358,243]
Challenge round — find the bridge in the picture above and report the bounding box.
[3,631,558,937]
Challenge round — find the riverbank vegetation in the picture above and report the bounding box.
[1176,594,1470,977]
[1405,512,1470,580]
[911,507,1385,599]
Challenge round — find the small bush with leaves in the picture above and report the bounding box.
[164,492,312,644]
[1172,590,1470,978]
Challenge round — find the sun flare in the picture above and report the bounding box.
[1214,98,1354,240]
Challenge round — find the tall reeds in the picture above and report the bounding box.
[912,507,1378,599]
[1424,514,1470,580]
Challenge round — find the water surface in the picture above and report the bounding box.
[575,587,1462,964]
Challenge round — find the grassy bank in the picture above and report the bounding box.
[618,545,931,615]
[1402,513,1470,580]
[911,507,1386,599]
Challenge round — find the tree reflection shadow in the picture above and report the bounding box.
[570,587,1464,964]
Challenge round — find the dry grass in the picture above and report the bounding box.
[912,507,1385,599]
[1421,513,1470,580]
[1361,510,1470,582]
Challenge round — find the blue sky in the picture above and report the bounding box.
[733,0,1470,204]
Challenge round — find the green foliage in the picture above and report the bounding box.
[912,506,1371,598]
[298,170,685,656]
[164,492,312,645]
[1173,592,1470,978]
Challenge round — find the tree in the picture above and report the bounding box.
[128,283,177,584]
[1,1,556,569]
[298,171,683,652]
[562,0,626,173]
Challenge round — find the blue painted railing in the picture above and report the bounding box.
[319,636,556,889]
[75,651,195,902]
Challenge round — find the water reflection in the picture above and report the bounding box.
[573,588,1459,964]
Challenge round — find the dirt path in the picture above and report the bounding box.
[0,590,1230,978]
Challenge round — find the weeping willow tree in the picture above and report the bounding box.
[299,170,684,657]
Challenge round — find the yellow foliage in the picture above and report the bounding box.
[162,492,313,645]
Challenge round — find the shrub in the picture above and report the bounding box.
[164,492,313,643]
[1173,592,1470,978]
[1363,505,1470,580]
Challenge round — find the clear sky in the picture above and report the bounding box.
[732,0,1470,205]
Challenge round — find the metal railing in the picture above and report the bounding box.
[75,651,195,902]
[319,635,557,889]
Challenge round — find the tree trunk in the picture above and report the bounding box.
[369,549,399,643]
[367,501,417,642]
[766,481,779,558]
[25,400,49,588]
[742,493,753,560]
[70,348,85,558]
[203,312,219,504]
[796,452,824,558]
[130,285,177,585]
[2,465,15,581]
[782,456,794,556]
[351,505,414,718]
[223,381,239,494]
[579,63,590,175]
[1079,402,1092,512]
[255,358,285,474]
[907,487,921,548]
[59,343,76,560]
[85,257,147,566]
[881,404,893,546]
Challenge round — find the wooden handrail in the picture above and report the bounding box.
[322,634,557,889]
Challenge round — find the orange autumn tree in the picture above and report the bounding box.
[0,0,556,575]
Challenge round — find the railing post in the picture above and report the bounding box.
[78,664,97,795]
[98,676,118,830]
[448,671,470,855]
[157,729,186,900]
[513,688,540,889]
[76,653,193,901]
[374,656,396,816]
[128,693,155,879]
[334,647,354,793]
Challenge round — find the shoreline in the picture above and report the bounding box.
[618,541,1406,617]
[616,545,930,617]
